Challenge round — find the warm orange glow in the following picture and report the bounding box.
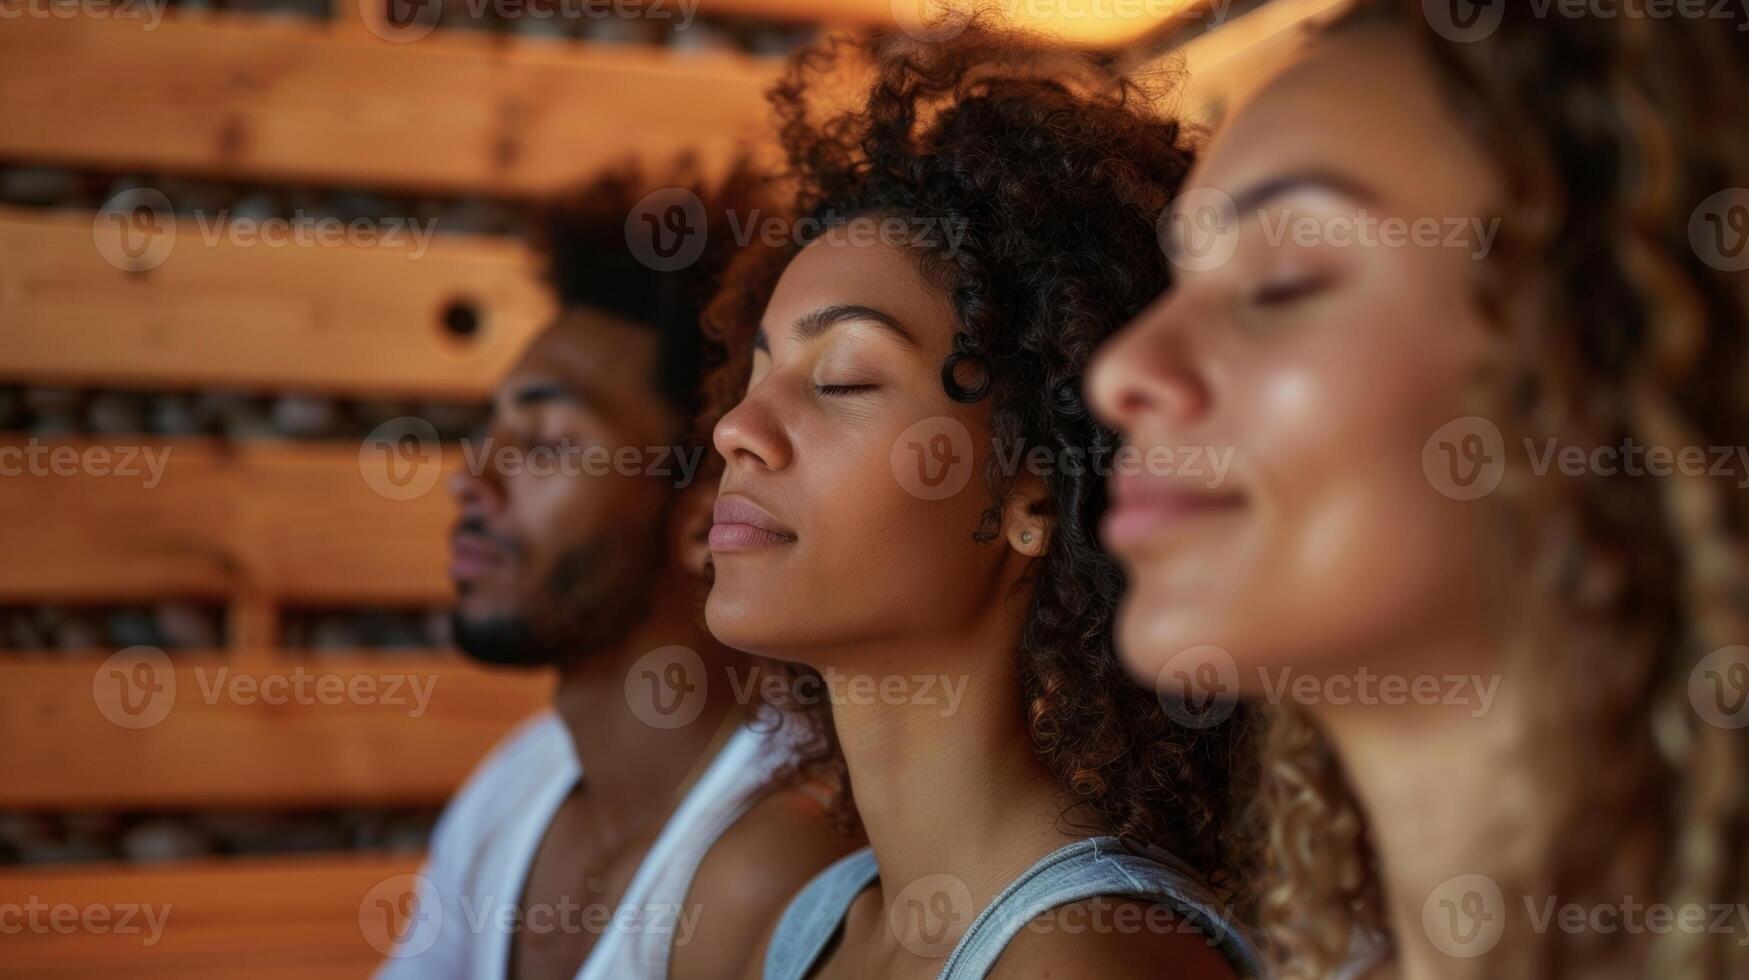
[705,0,1210,47]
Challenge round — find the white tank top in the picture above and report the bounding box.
[377,712,797,980]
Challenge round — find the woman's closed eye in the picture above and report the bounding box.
[813,383,880,398]
[1246,271,1337,309]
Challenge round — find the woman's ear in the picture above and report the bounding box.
[669,478,718,582]
[1003,473,1052,557]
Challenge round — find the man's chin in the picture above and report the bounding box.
[449,612,561,668]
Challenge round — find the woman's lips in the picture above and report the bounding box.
[710,495,797,553]
[1102,473,1244,553]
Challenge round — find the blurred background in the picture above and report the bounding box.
[0,0,1334,974]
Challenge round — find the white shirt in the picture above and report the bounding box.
[377,711,792,980]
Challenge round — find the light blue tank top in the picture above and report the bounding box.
[763,836,1261,979]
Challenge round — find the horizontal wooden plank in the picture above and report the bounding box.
[0,15,780,197]
[0,438,459,606]
[0,654,551,809]
[0,852,422,975]
[0,205,554,399]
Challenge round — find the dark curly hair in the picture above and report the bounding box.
[700,22,1261,892]
[1254,3,1749,978]
[533,156,766,439]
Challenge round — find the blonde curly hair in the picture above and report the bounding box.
[1253,2,1749,977]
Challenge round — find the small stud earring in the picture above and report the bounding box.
[1020,530,1035,545]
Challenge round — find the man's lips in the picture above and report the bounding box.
[1102,472,1244,552]
[710,495,797,553]
[449,532,509,581]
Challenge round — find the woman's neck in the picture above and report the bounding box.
[825,620,1078,907]
[1312,642,1552,980]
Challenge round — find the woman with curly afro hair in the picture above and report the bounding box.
[695,18,1262,980]
[1090,1,1749,978]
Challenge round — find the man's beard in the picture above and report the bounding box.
[451,528,663,668]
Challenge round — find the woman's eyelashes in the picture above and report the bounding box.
[1245,270,1336,309]
[812,382,879,398]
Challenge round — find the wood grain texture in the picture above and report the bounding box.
[0,653,551,809]
[0,206,554,399]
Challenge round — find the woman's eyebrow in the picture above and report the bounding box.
[793,303,919,348]
[1164,170,1383,264]
[1230,170,1381,215]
